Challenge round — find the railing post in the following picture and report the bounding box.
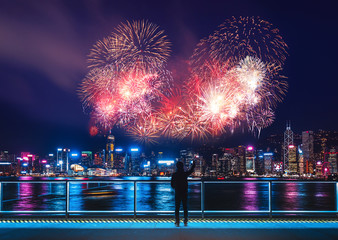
[201,181,204,219]
[336,182,338,217]
[66,181,69,218]
[134,181,137,219]
[0,182,2,215]
[269,181,272,218]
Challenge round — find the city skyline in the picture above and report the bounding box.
[1,127,337,178]
[1,0,338,154]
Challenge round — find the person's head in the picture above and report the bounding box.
[176,161,184,171]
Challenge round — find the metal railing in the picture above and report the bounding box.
[0,180,337,218]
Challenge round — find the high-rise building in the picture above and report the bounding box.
[93,151,104,167]
[245,146,255,173]
[302,131,314,174]
[222,148,239,175]
[106,135,115,169]
[256,150,265,175]
[283,121,294,171]
[315,161,323,176]
[327,148,337,174]
[20,152,36,174]
[179,149,195,168]
[193,154,203,176]
[236,146,246,175]
[298,146,304,175]
[0,151,15,175]
[130,148,140,174]
[81,151,93,168]
[56,148,70,172]
[210,154,218,177]
[263,152,274,174]
[288,145,297,174]
[113,148,125,171]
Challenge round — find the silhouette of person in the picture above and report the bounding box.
[171,160,195,227]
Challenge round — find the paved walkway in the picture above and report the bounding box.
[1,218,338,240]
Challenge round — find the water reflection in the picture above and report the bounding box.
[3,182,66,211]
[272,182,335,211]
[0,179,336,212]
[69,182,134,211]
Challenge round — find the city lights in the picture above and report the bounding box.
[158,160,175,165]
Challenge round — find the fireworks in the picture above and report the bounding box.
[79,20,172,135]
[212,16,288,66]
[80,17,288,143]
[88,20,171,71]
[126,115,160,145]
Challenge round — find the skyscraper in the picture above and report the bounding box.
[298,146,304,175]
[245,146,255,173]
[113,148,125,172]
[130,148,140,174]
[81,151,93,168]
[236,146,246,175]
[288,145,297,174]
[263,152,274,174]
[302,131,314,174]
[210,154,218,177]
[327,148,337,174]
[283,121,294,172]
[106,135,115,169]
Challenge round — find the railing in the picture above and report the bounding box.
[0,180,337,218]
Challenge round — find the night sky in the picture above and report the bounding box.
[1,0,337,155]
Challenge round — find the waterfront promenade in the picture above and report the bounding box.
[1,218,338,240]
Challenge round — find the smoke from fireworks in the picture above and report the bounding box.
[79,17,288,144]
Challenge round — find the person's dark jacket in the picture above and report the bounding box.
[171,162,195,194]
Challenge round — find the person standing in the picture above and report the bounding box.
[171,160,195,227]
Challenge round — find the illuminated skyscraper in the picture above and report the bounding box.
[288,145,297,174]
[263,152,274,174]
[327,148,337,174]
[193,154,203,176]
[302,131,314,174]
[113,148,125,171]
[81,151,93,168]
[130,148,140,174]
[298,146,304,175]
[211,154,218,177]
[93,151,104,167]
[245,146,255,173]
[21,152,35,174]
[236,146,246,175]
[256,150,265,175]
[283,121,294,171]
[222,148,239,175]
[218,153,233,176]
[106,135,115,169]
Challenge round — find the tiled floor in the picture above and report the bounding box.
[0,218,337,240]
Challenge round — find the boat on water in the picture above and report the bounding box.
[83,189,116,196]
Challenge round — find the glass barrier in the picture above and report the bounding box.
[271,181,337,213]
[135,181,201,213]
[68,181,134,213]
[204,181,269,213]
[1,181,66,213]
[0,180,337,216]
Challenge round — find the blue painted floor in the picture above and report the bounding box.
[0,219,338,240]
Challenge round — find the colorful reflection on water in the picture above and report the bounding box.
[0,178,336,212]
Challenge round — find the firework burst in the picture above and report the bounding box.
[212,16,288,66]
[88,20,171,71]
[126,115,160,145]
[80,17,288,142]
